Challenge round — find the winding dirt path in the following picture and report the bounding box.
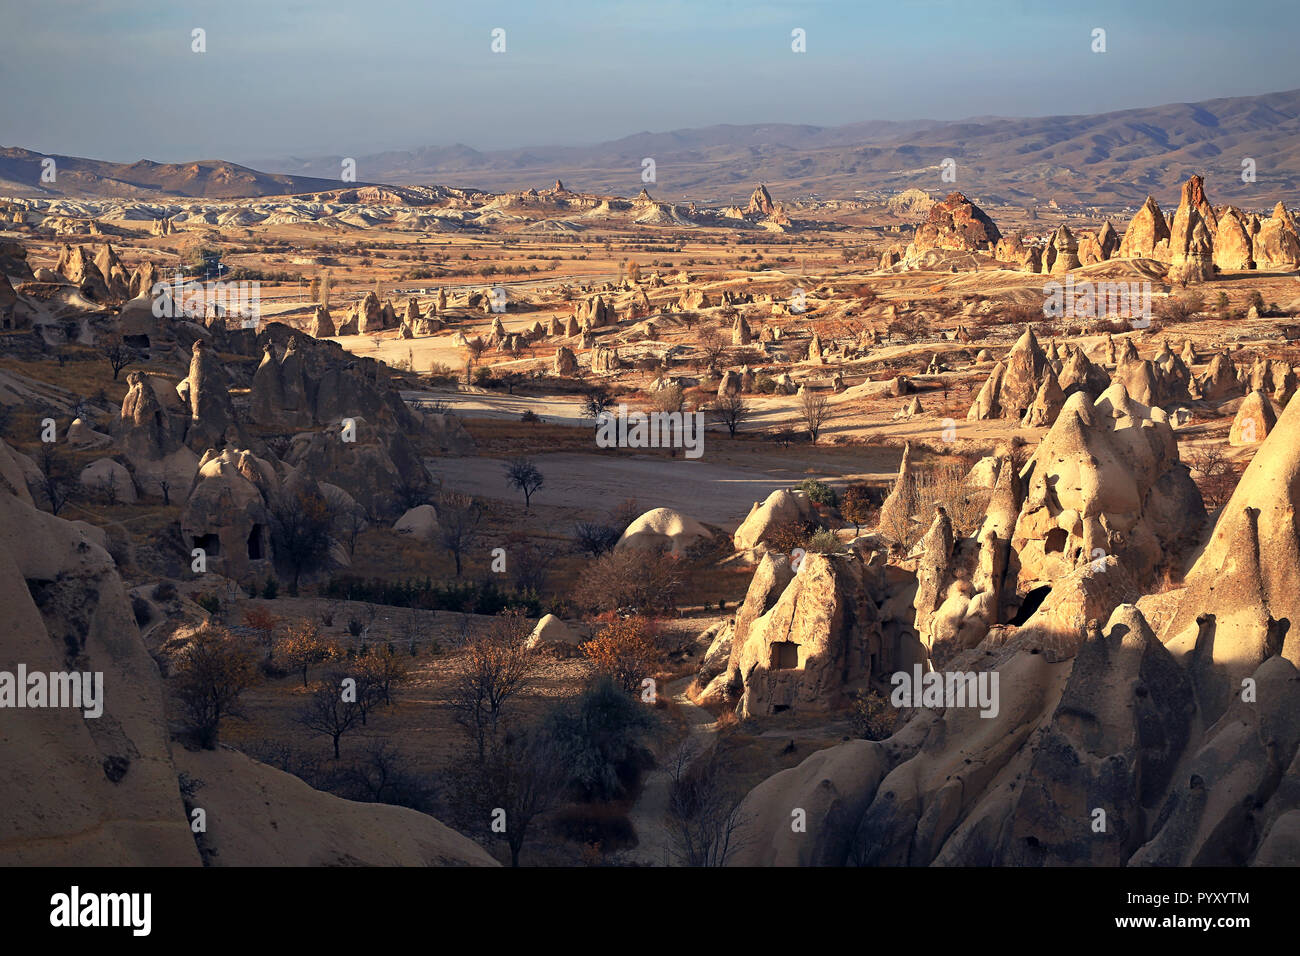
[621,676,718,866]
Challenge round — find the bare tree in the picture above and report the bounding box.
[99,332,136,380]
[173,624,259,749]
[269,487,338,595]
[436,489,483,576]
[666,750,750,867]
[463,336,488,383]
[449,610,537,761]
[298,677,363,759]
[696,326,728,368]
[582,388,613,423]
[798,389,832,444]
[37,444,74,516]
[447,729,568,867]
[154,476,172,506]
[334,503,368,559]
[711,392,750,438]
[503,457,544,511]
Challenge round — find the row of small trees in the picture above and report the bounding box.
[172,619,409,756]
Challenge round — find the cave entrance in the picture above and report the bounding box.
[1011,585,1052,625]
[247,524,264,560]
[193,532,220,557]
[1044,528,1068,553]
[770,642,800,670]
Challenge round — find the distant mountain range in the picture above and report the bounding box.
[7,89,1300,209]
[0,148,351,201]
[253,89,1300,208]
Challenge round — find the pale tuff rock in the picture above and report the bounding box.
[1274,362,1298,407]
[892,394,923,420]
[1011,386,1205,592]
[357,291,383,333]
[1252,202,1300,271]
[732,314,752,345]
[526,614,591,650]
[1228,389,1276,445]
[553,345,578,376]
[337,305,359,336]
[79,458,136,503]
[0,439,201,865]
[172,747,496,866]
[1049,225,1080,274]
[388,502,436,541]
[180,447,278,581]
[746,184,776,217]
[997,327,1048,420]
[912,507,955,654]
[55,242,111,301]
[732,552,885,718]
[176,339,235,450]
[93,243,130,300]
[967,360,1005,420]
[591,344,619,373]
[877,443,917,536]
[1118,195,1172,259]
[1214,207,1254,271]
[717,369,741,397]
[904,192,1002,264]
[1097,220,1119,259]
[282,425,430,520]
[994,234,1023,263]
[1057,347,1110,398]
[1199,351,1242,401]
[734,489,814,553]
[1164,389,1300,711]
[615,507,711,557]
[310,304,335,338]
[117,371,179,460]
[1021,365,1066,427]
[807,333,822,362]
[1167,176,1216,284]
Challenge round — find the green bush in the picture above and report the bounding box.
[796,478,839,508]
[545,676,659,802]
[807,527,841,554]
[850,689,896,741]
[261,575,279,600]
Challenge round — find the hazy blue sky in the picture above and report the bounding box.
[3,0,1298,163]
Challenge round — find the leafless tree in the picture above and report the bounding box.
[667,750,750,867]
[696,326,728,369]
[298,678,363,759]
[503,457,544,511]
[436,489,483,576]
[449,610,537,761]
[799,389,832,444]
[99,332,136,380]
[711,392,750,438]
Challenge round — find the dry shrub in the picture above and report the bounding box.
[581,616,665,692]
[883,463,992,548]
[571,547,683,613]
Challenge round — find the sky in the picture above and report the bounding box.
[2,0,1298,165]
